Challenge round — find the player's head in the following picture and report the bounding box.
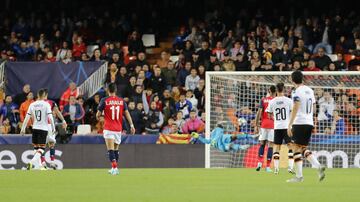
[291,70,303,85]
[276,83,285,93]
[107,83,117,95]
[268,85,276,95]
[37,88,47,99]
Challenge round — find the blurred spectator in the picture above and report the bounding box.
[19,92,34,128]
[116,66,129,97]
[128,31,145,56]
[0,119,11,134]
[186,90,198,111]
[62,50,73,64]
[56,41,70,61]
[194,79,205,112]
[12,41,34,61]
[13,84,30,107]
[44,51,56,62]
[161,117,176,134]
[330,110,345,135]
[63,96,85,133]
[185,68,200,91]
[144,66,165,94]
[144,101,164,134]
[212,41,225,61]
[128,101,143,134]
[162,61,177,89]
[313,47,332,70]
[222,51,235,71]
[317,90,336,133]
[90,49,103,61]
[334,54,347,71]
[0,95,19,133]
[182,110,205,134]
[157,51,171,68]
[303,60,321,71]
[176,93,193,119]
[174,111,185,134]
[84,93,101,127]
[59,82,81,110]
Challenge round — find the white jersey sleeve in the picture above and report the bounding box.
[292,85,315,126]
[267,96,293,129]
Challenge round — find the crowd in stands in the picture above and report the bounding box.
[0,2,360,135]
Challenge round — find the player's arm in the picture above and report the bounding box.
[254,103,263,134]
[288,100,300,137]
[20,106,32,134]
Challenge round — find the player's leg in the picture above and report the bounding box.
[27,130,47,170]
[272,144,281,174]
[104,130,118,174]
[265,129,274,172]
[287,125,307,182]
[303,148,326,181]
[283,130,295,173]
[256,128,267,171]
[286,144,304,182]
[110,132,122,175]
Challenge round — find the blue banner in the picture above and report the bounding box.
[5,61,103,98]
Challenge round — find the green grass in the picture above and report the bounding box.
[1,168,359,202]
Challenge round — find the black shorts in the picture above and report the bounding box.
[291,125,313,146]
[274,129,291,145]
[32,129,48,145]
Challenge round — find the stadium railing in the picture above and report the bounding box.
[78,62,108,98]
[0,61,5,88]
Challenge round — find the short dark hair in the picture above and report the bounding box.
[108,83,117,94]
[37,88,47,97]
[291,70,303,84]
[269,85,276,94]
[276,83,285,93]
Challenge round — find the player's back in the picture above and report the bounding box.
[267,96,293,129]
[292,85,315,126]
[28,100,52,131]
[260,96,274,129]
[99,96,127,132]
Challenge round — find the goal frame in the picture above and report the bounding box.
[205,71,360,168]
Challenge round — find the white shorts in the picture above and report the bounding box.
[103,130,122,144]
[258,128,274,142]
[46,124,56,144]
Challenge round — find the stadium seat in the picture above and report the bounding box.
[77,124,92,135]
[142,34,156,47]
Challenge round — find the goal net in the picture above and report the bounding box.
[205,71,360,169]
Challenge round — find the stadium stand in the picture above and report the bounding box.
[0,0,359,135]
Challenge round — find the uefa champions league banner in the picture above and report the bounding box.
[5,61,104,99]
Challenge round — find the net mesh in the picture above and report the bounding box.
[207,72,360,168]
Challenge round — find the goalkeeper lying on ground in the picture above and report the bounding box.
[191,124,251,152]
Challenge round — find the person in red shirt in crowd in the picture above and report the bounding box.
[59,82,81,110]
[96,83,135,175]
[44,51,56,62]
[254,85,276,172]
[72,36,86,60]
[212,41,226,61]
[303,60,321,71]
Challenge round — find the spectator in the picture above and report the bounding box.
[128,31,145,56]
[104,63,120,86]
[12,41,34,61]
[90,49,103,61]
[0,95,19,133]
[56,41,70,61]
[185,68,200,91]
[182,110,205,134]
[186,90,198,111]
[62,50,73,64]
[62,96,85,133]
[131,85,144,105]
[72,36,86,60]
[146,66,166,94]
[222,51,235,71]
[13,84,30,107]
[157,51,171,68]
[330,110,345,135]
[59,82,81,110]
[303,60,321,71]
[176,93,193,119]
[44,51,56,62]
[162,61,177,89]
[19,92,34,129]
[127,52,148,70]
[162,89,176,112]
[313,47,332,70]
[222,30,236,51]
[334,53,347,71]
[317,90,336,133]
[197,41,211,64]
[84,93,101,127]
[161,117,176,134]
[177,61,191,87]
[174,111,185,134]
[185,26,202,49]
[212,41,226,61]
[198,64,206,79]
[230,40,245,58]
[110,52,125,68]
[250,51,262,71]
[128,101,143,134]
[182,40,195,61]
[194,79,205,111]
[269,28,285,49]
[144,101,164,135]
[136,102,146,133]
[269,41,286,71]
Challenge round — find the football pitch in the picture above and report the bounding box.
[1,168,359,202]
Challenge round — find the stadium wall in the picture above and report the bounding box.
[0,144,205,169]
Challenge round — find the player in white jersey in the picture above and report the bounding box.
[20,89,56,170]
[266,83,294,175]
[286,70,325,183]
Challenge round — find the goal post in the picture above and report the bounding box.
[205,71,360,169]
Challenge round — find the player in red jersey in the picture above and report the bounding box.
[41,89,67,170]
[254,85,276,172]
[96,83,135,175]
